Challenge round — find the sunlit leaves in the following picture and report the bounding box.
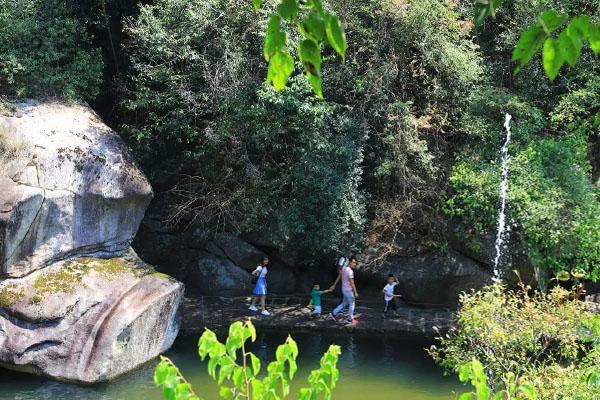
[474,2,598,81]
[257,0,346,97]
[542,38,563,81]
[590,24,600,54]
[155,357,201,400]
[325,15,347,61]
[512,26,546,74]
[538,10,567,33]
[277,0,299,21]
[298,39,322,98]
[264,15,286,61]
[155,320,342,400]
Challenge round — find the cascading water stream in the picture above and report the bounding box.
[492,113,512,281]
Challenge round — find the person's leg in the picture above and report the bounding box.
[346,291,355,321]
[260,295,266,310]
[332,291,350,316]
[383,299,389,314]
[251,295,257,306]
[391,299,398,315]
[332,298,345,316]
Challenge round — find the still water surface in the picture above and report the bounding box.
[1,332,461,400]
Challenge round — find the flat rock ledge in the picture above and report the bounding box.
[181,296,456,339]
[0,252,184,384]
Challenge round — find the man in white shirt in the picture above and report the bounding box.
[329,256,359,325]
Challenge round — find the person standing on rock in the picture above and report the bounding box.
[329,256,359,325]
[249,256,270,315]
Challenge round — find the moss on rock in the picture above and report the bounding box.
[0,284,25,307]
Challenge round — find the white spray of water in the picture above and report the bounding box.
[492,113,512,281]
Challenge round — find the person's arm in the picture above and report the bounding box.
[328,273,341,291]
[323,289,333,294]
[350,278,358,298]
[382,288,389,296]
[251,266,262,276]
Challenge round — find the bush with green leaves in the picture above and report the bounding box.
[175,81,367,257]
[429,284,600,399]
[445,84,600,279]
[155,320,341,400]
[0,0,103,99]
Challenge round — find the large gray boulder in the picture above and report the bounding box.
[0,100,153,278]
[380,250,493,306]
[0,253,183,383]
[0,100,183,384]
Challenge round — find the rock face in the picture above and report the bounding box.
[447,221,536,286]
[380,250,494,306]
[1,100,153,278]
[134,218,299,295]
[0,254,184,383]
[0,100,183,383]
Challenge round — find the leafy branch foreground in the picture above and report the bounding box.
[154,320,341,400]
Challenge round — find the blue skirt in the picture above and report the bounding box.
[253,277,267,295]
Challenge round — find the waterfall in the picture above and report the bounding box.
[492,113,512,281]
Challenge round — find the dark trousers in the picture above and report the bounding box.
[383,298,397,313]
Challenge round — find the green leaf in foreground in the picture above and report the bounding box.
[543,38,564,81]
[473,0,503,27]
[277,0,299,21]
[325,14,347,60]
[298,39,323,98]
[590,24,600,55]
[512,25,546,74]
[300,9,326,42]
[538,10,566,33]
[264,15,286,61]
[558,30,579,67]
[267,50,294,91]
[253,0,262,11]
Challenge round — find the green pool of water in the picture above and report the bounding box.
[0,332,462,399]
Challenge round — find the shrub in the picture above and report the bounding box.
[154,320,342,400]
[429,284,600,399]
[0,124,22,172]
[169,81,367,257]
[0,0,103,99]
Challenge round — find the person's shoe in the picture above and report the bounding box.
[328,313,337,321]
[345,318,355,325]
[261,309,270,316]
[249,305,258,311]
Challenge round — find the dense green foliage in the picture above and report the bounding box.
[155,320,341,399]
[0,0,103,99]
[2,0,599,269]
[446,80,600,279]
[430,284,600,399]
[121,0,483,259]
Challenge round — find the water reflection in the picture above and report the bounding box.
[1,332,459,400]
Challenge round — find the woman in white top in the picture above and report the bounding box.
[249,257,270,315]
